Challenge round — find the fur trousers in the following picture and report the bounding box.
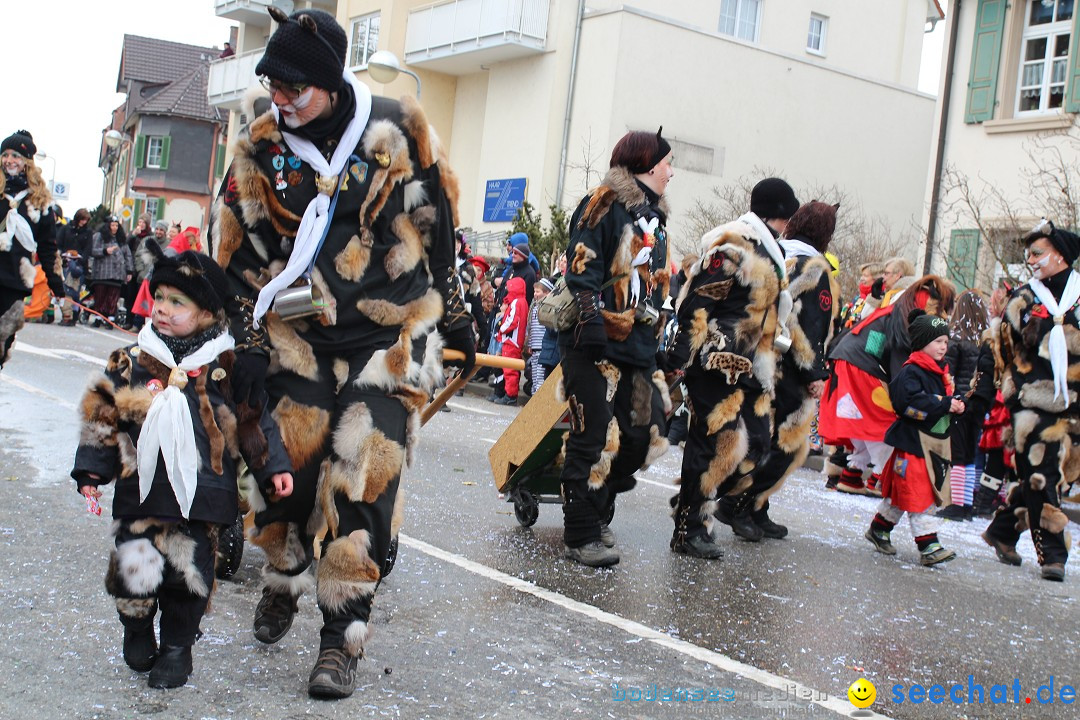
[0,288,26,368]
[105,519,217,647]
[674,372,771,542]
[558,349,668,547]
[983,409,1078,567]
[250,350,412,656]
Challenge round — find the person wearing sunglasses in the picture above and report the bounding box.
[209,7,474,699]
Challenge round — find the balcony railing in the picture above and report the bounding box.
[404,0,549,75]
[208,48,263,110]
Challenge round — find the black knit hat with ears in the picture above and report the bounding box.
[150,251,230,314]
[1,130,36,159]
[255,7,347,91]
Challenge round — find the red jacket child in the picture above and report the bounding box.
[497,276,528,399]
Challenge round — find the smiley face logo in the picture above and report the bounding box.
[848,678,876,708]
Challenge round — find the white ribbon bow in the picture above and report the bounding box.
[135,325,236,518]
[1028,270,1080,408]
[631,217,657,306]
[1,191,36,253]
[253,70,374,326]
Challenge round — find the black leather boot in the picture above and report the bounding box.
[715,496,763,542]
[750,505,788,539]
[148,645,192,689]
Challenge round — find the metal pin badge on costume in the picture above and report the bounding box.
[211,368,227,381]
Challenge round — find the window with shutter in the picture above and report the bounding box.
[947,229,981,290]
[965,0,1008,123]
[134,135,146,169]
[215,143,227,177]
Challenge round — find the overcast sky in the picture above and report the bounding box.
[10,2,946,218]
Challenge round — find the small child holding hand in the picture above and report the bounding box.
[864,310,962,567]
[72,251,294,688]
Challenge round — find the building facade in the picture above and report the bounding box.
[923,0,1080,291]
[101,35,228,232]
[211,1,941,257]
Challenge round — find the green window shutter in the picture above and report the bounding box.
[133,199,144,222]
[215,143,227,177]
[964,0,1007,124]
[159,136,171,170]
[155,197,166,222]
[948,229,980,291]
[134,135,146,169]
[1064,11,1080,111]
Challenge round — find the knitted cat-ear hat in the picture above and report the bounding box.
[150,251,230,314]
[255,7,347,92]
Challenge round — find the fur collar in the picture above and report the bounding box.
[578,166,670,229]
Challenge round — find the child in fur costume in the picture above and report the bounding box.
[864,311,963,567]
[71,251,294,689]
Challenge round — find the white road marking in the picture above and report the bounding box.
[479,437,500,444]
[15,342,107,366]
[399,534,892,719]
[11,343,62,360]
[445,401,498,415]
[0,374,77,410]
[637,476,678,491]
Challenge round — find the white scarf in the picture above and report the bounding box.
[630,217,657,307]
[739,211,793,340]
[1028,270,1080,408]
[254,70,373,326]
[1,190,35,252]
[136,324,236,518]
[778,237,818,259]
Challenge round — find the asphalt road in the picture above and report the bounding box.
[1,322,1077,720]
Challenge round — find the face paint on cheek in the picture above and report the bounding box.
[1031,253,1052,278]
[290,87,315,111]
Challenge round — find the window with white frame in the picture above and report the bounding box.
[145,137,164,168]
[145,197,160,219]
[807,13,827,55]
[349,12,380,69]
[1016,0,1073,114]
[719,0,761,43]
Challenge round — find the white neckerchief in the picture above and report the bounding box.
[135,324,236,518]
[1028,270,1080,408]
[631,217,657,306]
[254,71,373,326]
[738,211,793,333]
[1,190,35,252]
[778,237,819,258]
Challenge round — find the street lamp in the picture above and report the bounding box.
[367,50,422,99]
[102,129,135,218]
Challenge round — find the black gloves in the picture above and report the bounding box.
[442,324,476,375]
[231,351,269,409]
[870,277,885,299]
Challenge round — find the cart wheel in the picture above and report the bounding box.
[383,536,399,577]
[215,512,245,580]
[603,501,615,526]
[514,490,540,527]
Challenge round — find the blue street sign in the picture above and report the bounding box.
[483,178,527,223]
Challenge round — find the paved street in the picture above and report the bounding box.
[1,322,1078,720]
